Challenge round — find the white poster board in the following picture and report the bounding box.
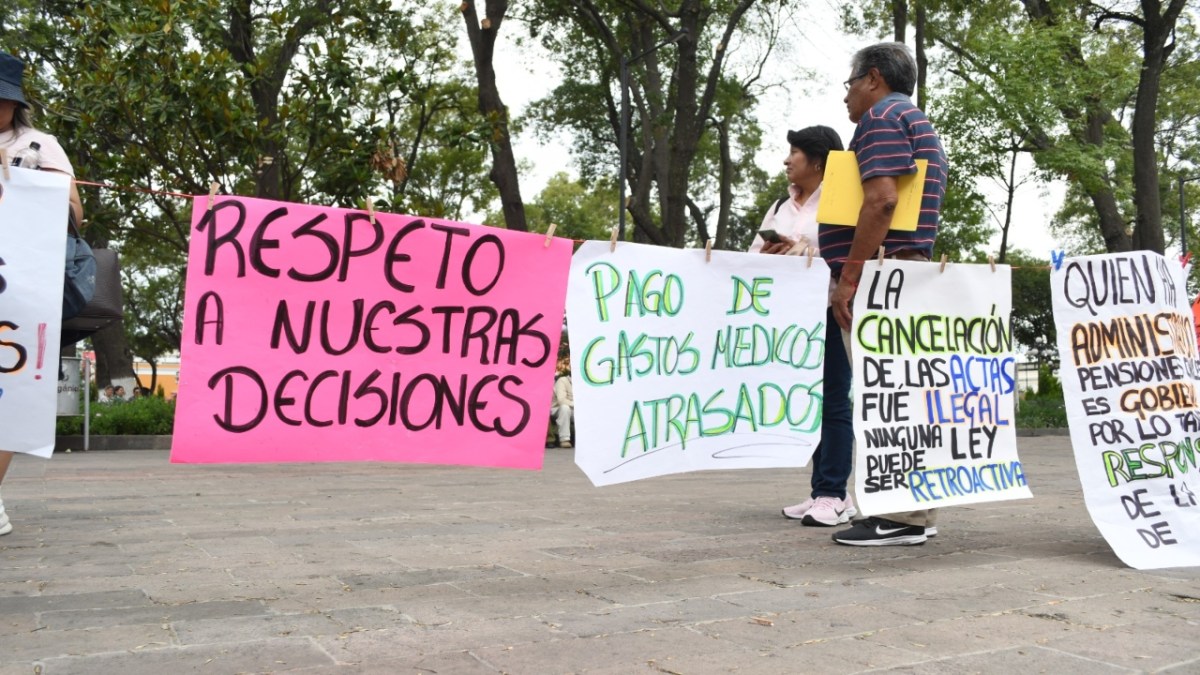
[0,167,70,458]
[567,241,830,486]
[1052,251,1200,569]
[851,260,1031,514]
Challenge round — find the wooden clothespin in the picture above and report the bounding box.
[939,254,949,273]
[705,238,713,262]
[207,181,219,210]
[805,246,814,268]
[610,226,619,252]
[545,223,558,248]
[364,197,376,225]
[988,255,996,273]
[876,246,886,266]
[0,149,8,181]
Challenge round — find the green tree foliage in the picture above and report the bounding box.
[726,170,787,252]
[1006,249,1058,368]
[505,172,619,242]
[520,0,776,249]
[936,1,1194,255]
[842,1,1198,263]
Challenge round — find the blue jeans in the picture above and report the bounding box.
[810,306,853,500]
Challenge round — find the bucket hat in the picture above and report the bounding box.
[0,53,28,108]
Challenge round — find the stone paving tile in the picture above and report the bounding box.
[718,580,912,614]
[264,580,478,615]
[871,585,1056,623]
[0,589,150,613]
[173,606,413,646]
[583,572,772,606]
[34,638,333,675]
[878,645,1136,674]
[612,557,796,583]
[1159,655,1200,674]
[3,623,170,662]
[40,599,271,631]
[139,577,296,605]
[776,635,932,672]
[399,590,618,625]
[1038,615,1200,672]
[1018,587,1191,629]
[542,597,760,638]
[694,602,922,650]
[309,616,564,660]
[472,626,764,674]
[869,564,1031,594]
[859,612,1091,658]
[340,563,526,590]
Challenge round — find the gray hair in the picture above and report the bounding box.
[851,42,917,97]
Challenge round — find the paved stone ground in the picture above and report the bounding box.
[1,437,1198,674]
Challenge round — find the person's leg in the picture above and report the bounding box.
[809,307,853,500]
[786,308,855,524]
[553,406,572,446]
[0,451,13,535]
[877,510,930,527]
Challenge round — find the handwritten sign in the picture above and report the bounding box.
[0,168,70,458]
[566,241,829,486]
[852,260,1031,515]
[1052,251,1200,569]
[171,196,572,468]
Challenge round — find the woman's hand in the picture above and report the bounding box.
[759,235,796,255]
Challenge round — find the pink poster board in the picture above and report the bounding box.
[171,196,571,469]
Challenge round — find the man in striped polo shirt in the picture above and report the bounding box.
[823,42,949,547]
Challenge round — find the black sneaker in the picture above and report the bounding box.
[831,517,927,546]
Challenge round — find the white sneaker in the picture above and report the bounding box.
[801,496,858,527]
[781,498,815,520]
[0,495,10,536]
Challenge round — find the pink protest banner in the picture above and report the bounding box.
[171,196,572,469]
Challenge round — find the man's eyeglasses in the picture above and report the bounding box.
[843,72,868,91]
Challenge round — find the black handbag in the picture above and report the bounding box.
[61,218,123,341]
[63,212,96,319]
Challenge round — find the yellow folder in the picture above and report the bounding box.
[816,150,928,232]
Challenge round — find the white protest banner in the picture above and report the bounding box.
[0,167,70,458]
[567,241,829,486]
[852,260,1031,515]
[1052,251,1200,569]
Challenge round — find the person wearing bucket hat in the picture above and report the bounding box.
[746,125,860,529]
[0,51,87,536]
[0,51,84,224]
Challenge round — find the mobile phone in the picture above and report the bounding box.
[757,229,783,244]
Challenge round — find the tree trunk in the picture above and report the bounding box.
[147,360,158,397]
[713,116,733,249]
[915,2,927,111]
[1128,0,1187,254]
[91,320,138,393]
[462,0,528,232]
[998,146,1018,263]
[892,0,908,42]
[225,0,331,202]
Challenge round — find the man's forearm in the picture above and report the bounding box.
[840,177,898,286]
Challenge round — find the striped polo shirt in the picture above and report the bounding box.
[819,93,947,277]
